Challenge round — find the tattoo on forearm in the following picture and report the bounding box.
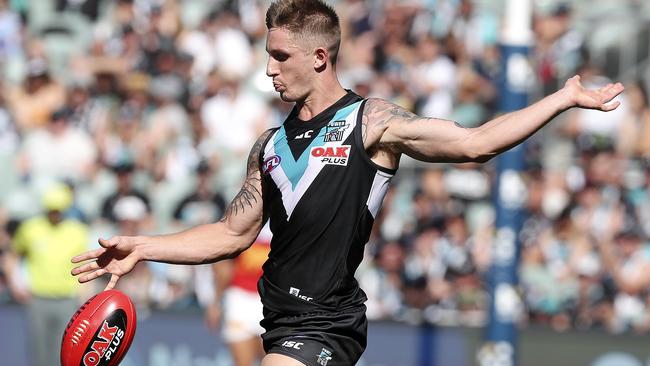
[220,130,271,221]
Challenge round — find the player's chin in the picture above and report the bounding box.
[278,90,298,103]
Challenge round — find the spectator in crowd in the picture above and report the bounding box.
[17,106,98,185]
[5,58,66,131]
[533,2,585,96]
[100,160,151,224]
[109,194,155,314]
[359,241,406,320]
[619,80,650,158]
[410,34,457,119]
[596,212,650,333]
[3,183,90,366]
[173,160,227,228]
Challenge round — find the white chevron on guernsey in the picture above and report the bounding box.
[265,102,361,219]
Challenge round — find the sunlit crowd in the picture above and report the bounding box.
[1,0,650,336]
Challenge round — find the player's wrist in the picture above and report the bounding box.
[553,86,577,111]
[132,235,150,262]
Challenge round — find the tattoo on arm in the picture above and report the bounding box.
[363,98,466,130]
[362,98,421,149]
[361,115,368,145]
[220,131,270,221]
[363,98,419,129]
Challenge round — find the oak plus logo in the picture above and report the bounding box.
[310,145,350,166]
[82,320,125,366]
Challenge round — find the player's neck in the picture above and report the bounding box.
[296,78,347,121]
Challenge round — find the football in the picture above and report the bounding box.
[60,290,137,366]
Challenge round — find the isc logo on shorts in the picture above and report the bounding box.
[289,287,313,302]
[282,340,304,350]
[311,145,350,166]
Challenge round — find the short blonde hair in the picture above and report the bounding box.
[265,0,341,65]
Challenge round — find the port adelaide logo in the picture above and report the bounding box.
[316,348,333,366]
[323,120,348,142]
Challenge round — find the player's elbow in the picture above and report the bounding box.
[472,152,497,163]
[461,141,496,163]
[213,238,251,262]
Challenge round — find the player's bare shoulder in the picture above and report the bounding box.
[361,98,419,148]
[361,98,419,167]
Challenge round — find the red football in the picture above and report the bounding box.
[61,290,137,366]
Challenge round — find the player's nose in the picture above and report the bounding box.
[266,58,279,77]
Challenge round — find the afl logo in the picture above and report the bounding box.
[263,155,281,174]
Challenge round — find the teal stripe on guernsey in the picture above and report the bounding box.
[275,101,361,190]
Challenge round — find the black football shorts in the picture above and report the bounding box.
[261,305,367,366]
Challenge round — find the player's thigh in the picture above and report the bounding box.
[261,353,307,366]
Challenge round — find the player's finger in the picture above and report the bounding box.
[601,100,620,111]
[607,83,625,98]
[78,268,108,284]
[597,83,614,96]
[568,74,581,86]
[104,274,120,291]
[71,261,100,276]
[71,247,107,263]
[98,237,120,249]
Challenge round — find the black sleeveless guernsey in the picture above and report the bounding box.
[258,91,396,316]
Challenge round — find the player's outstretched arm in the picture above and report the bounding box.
[364,75,624,164]
[71,129,274,290]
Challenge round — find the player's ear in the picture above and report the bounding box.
[314,47,328,70]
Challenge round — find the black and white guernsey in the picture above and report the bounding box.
[258,91,396,315]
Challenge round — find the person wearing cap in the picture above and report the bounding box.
[3,182,90,366]
[100,160,151,223]
[108,194,156,312]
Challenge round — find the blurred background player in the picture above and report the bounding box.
[206,225,271,366]
[3,182,90,366]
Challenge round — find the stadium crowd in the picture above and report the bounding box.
[1,0,650,338]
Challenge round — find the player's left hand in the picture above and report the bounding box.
[564,75,624,111]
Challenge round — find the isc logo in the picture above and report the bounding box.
[310,145,350,166]
[282,340,304,350]
[289,287,313,302]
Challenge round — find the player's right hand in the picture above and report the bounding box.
[71,236,140,291]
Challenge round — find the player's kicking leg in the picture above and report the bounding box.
[261,353,307,366]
